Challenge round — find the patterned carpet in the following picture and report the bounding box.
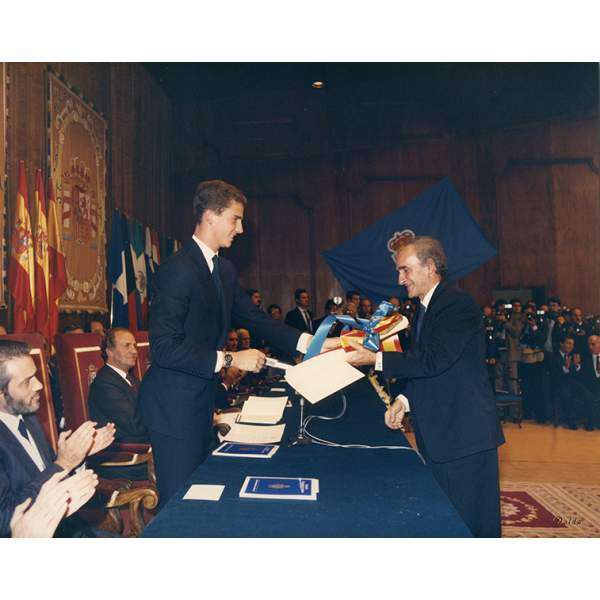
[501,481,600,537]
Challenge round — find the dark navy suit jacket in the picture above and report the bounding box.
[0,415,62,536]
[139,239,301,440]
[382,282,505,463]
[89,365,149,443]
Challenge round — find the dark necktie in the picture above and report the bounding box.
[17,418,31,442]
[415,305,426,342]
[595,355,600,377]
[126,372,139,391]
[212,255,223,301]
[301,309,312,333]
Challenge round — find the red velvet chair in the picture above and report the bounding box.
[4,333,158,536]
[53,332,155,483]
[4,333,58,452]
[133,330,151,380]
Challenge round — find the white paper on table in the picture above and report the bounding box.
[183,484,225,501]
[239,396,288,424]
[223,423,286,444]
[284,348,365,404]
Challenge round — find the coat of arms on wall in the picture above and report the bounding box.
[48,71,107,313]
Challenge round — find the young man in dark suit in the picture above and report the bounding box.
[284,288,314,333]
[139,180,333,506]
[0,340,112,536]
[345,236,505,537]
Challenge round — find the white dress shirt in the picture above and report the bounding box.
[192,235,311,370]
[106,363,132,385]
[0,411,46,472]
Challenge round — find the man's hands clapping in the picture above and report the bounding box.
[55,421,116,472]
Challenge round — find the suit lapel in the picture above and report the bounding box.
[414,282,447,346]
[184,240,219,306]
[0,418,47,477]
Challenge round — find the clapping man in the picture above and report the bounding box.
[0,340,114,536]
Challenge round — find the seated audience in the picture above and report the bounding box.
[86,319,106,338]
[0,340,114,537]
[267,304,282,320]
[358,297,374,319]
[225,329,239,352]
[236,328,251,350]
[246,289,262,309]
[63,325,84,334]
[547,335,596,430]
[313,298,344,336]
[88,328,149,444]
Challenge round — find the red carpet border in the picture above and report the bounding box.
[501,482,600,538]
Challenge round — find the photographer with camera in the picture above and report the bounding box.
[519,304,548,423]
[501,298,524,395]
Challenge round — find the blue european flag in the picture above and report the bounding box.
[322,178,496,303]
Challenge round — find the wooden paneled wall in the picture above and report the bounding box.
[175,108,599,317]
[2,63,173,328]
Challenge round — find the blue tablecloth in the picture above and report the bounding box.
[143,378,471,537]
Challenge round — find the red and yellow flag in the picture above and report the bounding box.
[8,161,35,332]
[47,176,68,348]
[34,169,50,339]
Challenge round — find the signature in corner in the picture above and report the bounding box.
[553,514,583,526]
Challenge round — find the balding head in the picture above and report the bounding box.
[588,335,600,355]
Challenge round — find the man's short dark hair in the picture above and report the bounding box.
[294,288,308,302]
[102,327,133,359]
[0,340,31,391]
[346,290,360,301]
[192,180,247,224]
[510,298,522,305]
[246,289,258,297]
[267,304,281,315]
[559,334,575,346]
[410,237,448,279]
[547,296,561,305]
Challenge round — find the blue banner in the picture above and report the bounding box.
[322,178,496,303]
[107,210,128,327]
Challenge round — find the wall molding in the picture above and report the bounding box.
[498,157,599,177]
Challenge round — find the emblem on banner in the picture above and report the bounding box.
[14,218,33,261]
[387,229,415,262]
[87,363,98,385]
[61,157,98,245]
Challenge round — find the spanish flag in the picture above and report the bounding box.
[34,169,50,339]
[8,161,35,332]
[47,176,68,348]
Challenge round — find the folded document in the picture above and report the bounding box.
[222,423,285,444]
[239,395,288,424]
[239,476,319,500]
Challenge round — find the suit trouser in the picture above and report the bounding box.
[149,428,210,508]
[414,424,501,538]
[148,389,215,508]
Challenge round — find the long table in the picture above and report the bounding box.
[142,378,471,537]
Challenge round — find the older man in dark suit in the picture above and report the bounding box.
[345,236,505,537]
[88,328,149,444]
[139,180,333,506]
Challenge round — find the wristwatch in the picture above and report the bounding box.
[223,352,233,369]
